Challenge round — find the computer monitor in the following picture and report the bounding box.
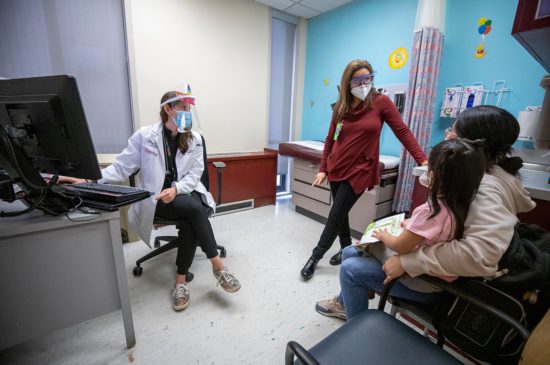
[0,75,102,215]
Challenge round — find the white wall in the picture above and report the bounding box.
[124,0,270,153]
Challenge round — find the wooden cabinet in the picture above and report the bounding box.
[518,198,550,231]
[207,149,277,209]
[512,0,550,72]
[290,158,397,238]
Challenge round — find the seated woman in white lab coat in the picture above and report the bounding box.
[65,89,241,311]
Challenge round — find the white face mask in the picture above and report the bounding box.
[351,85,372,101]
[419,170,431,188]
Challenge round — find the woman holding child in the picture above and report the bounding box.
[316,105,536,320]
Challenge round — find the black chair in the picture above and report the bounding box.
[285,275,531,365]
[132,135,226,278]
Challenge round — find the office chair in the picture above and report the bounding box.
[132,135,226,278]
[286,275,532,365]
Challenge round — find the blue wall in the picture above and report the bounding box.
[301,0,547,154]
[301,0,419,156]
[432,0,546,147]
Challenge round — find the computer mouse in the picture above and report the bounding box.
[78,206,100,214]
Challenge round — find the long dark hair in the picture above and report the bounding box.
[428,138,485,239]
[333,59,380,123]
[159,91,194,154]
[454,105,522,175]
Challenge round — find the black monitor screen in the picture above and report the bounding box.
[0,75,101,181]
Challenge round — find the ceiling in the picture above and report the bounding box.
[253,0,354,19]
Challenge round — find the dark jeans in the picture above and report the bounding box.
[312,180,363,260]
[155,191,218,275]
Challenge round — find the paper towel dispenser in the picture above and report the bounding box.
[518,108,541,142]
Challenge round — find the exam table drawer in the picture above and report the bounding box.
[292,180,331,204]
[376,183,396,203]
[292,192,331,218]
[293,168,330,188]
[294,158,321,174]
[375,200,393,219]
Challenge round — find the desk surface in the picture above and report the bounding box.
[0,200,119,236]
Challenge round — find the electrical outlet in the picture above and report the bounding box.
[526,106,542,111]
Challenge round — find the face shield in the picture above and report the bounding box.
[160,85,202,134]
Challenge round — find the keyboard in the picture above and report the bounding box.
[63,182,152,204]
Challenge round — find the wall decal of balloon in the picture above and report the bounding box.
[388,48,408,69]
[475,17,492,59]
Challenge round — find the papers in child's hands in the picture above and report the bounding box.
[353,213,406,250]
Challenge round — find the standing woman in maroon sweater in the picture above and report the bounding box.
[301,59,428,280]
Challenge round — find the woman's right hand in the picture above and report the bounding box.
[312,172,327,186]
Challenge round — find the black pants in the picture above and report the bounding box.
[312,180,363,260]
[155,191,218,275]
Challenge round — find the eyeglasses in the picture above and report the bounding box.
[350,74,374,88]
[172,102,191,112]
[445,127,457,138]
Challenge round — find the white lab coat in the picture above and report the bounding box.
[99,122,215,246]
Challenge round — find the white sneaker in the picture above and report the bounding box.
[213,267,241,293]
[170,283,190,311]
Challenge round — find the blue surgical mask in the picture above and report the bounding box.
[419,170,431,188]
[174,111,192,133]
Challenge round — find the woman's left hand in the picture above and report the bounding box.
[156,187,177,204]
[382,255,405,285]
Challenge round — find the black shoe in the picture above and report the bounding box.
[329,250,343,266]
[301,256,318,281]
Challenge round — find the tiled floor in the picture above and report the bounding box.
[0,197,348,364]
[0,197,476,364]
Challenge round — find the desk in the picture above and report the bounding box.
[0,203,135,350]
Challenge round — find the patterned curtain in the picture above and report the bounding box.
[393,27,444,212]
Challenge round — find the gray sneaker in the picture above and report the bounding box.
[170,283,190,311]
[213,267,241,293]
[316,296,347,320]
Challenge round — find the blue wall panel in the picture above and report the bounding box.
[301,0,418,156]
[301,0,546,154]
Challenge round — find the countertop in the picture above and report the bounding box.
[412,165,550,201]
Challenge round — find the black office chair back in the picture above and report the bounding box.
[199,135,209,191]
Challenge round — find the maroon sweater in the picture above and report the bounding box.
[319,94,427,195]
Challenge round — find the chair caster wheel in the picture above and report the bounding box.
[154,239,160,248]
[219,248,226,258]
[186,272,194,283]
[133,266,143,276]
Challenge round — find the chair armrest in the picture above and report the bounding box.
[129,169,140,187]
[378,275,530,341]
[377,277,398,311]
[211,162,226,205]
[285,341,321,365]
[419,275,531,341]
